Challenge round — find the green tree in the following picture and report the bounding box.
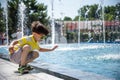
[104,5,116,21]
[89,4,98,20]
[115,3,120,19]
[29,3,48,25]
[7,0,19,37]
[63,16,72,21]
[23,0,49,26]
[0,3,5,32]
[7,0,48,39]
[73,16,78,21]
[76,4,119,21]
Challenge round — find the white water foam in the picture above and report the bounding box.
[96,54,120,60]
[56,45,109,51]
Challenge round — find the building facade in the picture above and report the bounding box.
[61,21,120,43]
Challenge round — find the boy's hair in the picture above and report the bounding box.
[31,21,49,36]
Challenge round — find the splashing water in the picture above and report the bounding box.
[17,2,26,37]
[96,54,120,60]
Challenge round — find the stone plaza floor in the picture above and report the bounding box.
[0,58,64,80]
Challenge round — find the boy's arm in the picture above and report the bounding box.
[39,45,58,52]
[9,40,19,54]
[10,40,19,46]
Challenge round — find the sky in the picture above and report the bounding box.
[38,0,120,19]
[0,0,120,19]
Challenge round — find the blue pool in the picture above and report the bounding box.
[0,43,120,80]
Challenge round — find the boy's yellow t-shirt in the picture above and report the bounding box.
[13,35,40,52]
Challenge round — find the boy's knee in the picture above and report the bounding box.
[33,52,39,58]
[22,45,31,51]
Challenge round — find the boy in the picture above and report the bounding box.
[9,21,58,74]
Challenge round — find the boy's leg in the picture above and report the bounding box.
[20,45,31,66]
[19,51,39,72]
[9,48,22,64]
[25,51,39,64]
[18,45,33,74]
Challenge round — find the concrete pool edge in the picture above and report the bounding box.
[30,62,79,80]
[30,62,115,80]
[0,54,115,80]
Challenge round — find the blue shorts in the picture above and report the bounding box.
[9,48,33,64]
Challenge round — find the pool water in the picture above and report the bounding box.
[37,43,120,80]
[0,43,120,80]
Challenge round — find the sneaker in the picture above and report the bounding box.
[26,65,34,71]
[18,66,29,74]
[18,65,33,71]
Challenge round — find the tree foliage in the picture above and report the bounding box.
[0,3,5,32]
[7,0,48,38]
[8,0,19,35]
[73,3,120,21]
[63,16,72,21]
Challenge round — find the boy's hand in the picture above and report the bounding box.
[52,45,58,50]
[9,46,14,54]
[39,45,58,52]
